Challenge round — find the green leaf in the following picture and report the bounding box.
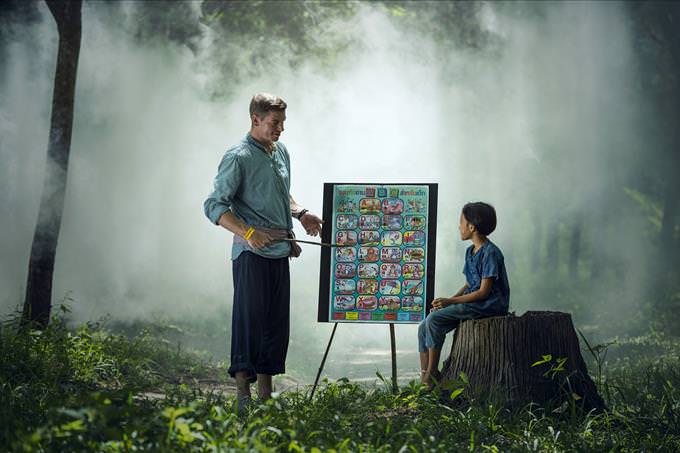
[450,388,465,400]
[288,440,303,452]
[267,426,282,436]
[531,354,552,367]
[58,419,86,433]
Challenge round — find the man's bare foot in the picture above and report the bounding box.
[236,394,252,416]
[257,374,273,401]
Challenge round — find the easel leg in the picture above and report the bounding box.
[390,323,397,394]
[310,322,338,400]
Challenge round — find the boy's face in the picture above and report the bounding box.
[459,213,475,240]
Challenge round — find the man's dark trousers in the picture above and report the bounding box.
[228,251,290,382]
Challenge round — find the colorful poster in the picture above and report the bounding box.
[318,183,438,324]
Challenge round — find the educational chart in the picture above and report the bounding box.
[318,183,438,324]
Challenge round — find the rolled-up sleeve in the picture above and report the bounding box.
[203,151,242,225]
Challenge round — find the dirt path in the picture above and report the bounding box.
[138,375,303,401]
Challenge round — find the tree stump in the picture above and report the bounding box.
[441,311,605,410]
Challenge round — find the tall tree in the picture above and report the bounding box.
[630,1,680,299]
[22,0,82,328]
[568,217,582,280]
[654,3,680,285]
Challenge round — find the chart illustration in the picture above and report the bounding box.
[318,183,438,324]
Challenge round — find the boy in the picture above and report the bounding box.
[417,202,510,387]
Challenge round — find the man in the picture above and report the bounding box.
[203,93,322,411]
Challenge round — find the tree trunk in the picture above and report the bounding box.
[589,213,606,281]
[568,217,582,279]
[530,212,542,272]
[441,311,605,411]
[657,121,680,299]
[22,0,82,329]
[654,2,680,298]
[546,221,560,273]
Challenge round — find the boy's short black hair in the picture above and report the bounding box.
[462,202,497,236]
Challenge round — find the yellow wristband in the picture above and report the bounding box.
[243,226,255,240]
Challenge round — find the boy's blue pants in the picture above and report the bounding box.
[418,303,484,352]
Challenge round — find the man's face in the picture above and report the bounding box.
[252,110,286,144]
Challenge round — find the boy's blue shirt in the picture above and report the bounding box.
[462,240,510,315]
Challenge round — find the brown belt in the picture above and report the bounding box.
[233,226,301,258]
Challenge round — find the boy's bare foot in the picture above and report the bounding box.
[421,369,441,390]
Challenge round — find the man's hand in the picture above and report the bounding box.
[431,297,454,311]
[247,229,273,249]
[300,212,323,237]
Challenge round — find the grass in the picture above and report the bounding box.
[2,307,680,452]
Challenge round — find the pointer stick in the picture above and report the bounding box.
[280,238,339,248]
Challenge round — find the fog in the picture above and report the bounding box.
[0,1,663,380]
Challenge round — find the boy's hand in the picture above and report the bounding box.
[432,297,453,310]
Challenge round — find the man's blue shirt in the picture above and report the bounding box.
[204,134,293,260]
[462,240,510,315]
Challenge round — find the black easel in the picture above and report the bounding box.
[389,323,397,394]
[310,322,398,399]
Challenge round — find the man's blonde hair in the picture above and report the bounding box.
[249,93,287,119]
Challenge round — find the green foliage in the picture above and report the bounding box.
[623,187,663,233]
[3,311,680,451]
[0,307,218,449]
[198,0,359,98]
[377,0,496,51]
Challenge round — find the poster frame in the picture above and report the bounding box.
[317,182,438,324]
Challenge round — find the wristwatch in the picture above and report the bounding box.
[296,209,308,220]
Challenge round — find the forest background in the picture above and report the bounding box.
[1,0,679,383]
